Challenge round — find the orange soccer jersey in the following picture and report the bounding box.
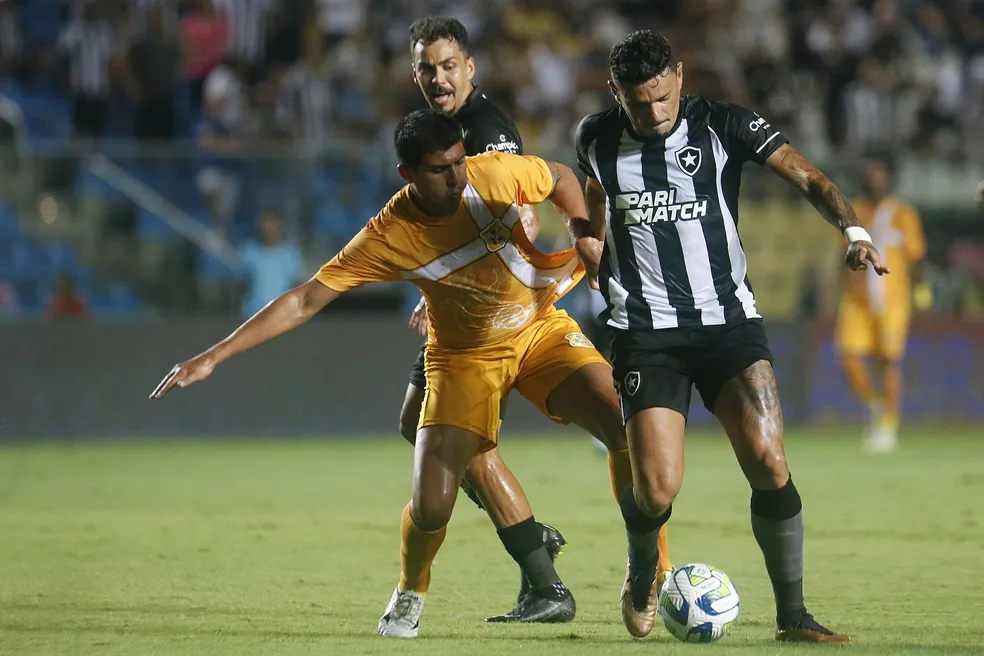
[315,152,606,442]
[841,196,925,314]
[316,152,583,348]
[837,196,925,359]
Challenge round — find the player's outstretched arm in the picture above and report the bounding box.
[150,278,341,399]
[765,144,889,275]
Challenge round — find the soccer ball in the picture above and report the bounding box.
[658,563,739,643]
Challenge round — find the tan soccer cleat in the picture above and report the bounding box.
[620,559,660,638]
[776,611,851,643]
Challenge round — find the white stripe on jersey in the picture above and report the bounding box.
[707,127,759,319]
[405,238,489,281]
[615,131,678,329]
[588,140,629,328]
[461,184,577,293]
[664,120,726,325]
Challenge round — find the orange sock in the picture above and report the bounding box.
[657,525,673,572]
[398,503,447,594]
[881,362,902,431]
[608,449,633,501]
[842,356,873,404]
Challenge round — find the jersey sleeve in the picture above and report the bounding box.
[709,101,789,166]
[315,218,402,292]
[467,115,524,155]
[574,114,599,179]
[501,154,555,206]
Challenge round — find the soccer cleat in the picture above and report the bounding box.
[864,426,898,454]
[776,611,851,643]
[378,588,425,638]
[620,554,660,638]
[515,523,567,604]
[485,583,576,623]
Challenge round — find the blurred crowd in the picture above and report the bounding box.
[1,0,983,321]
[0,0,981,159]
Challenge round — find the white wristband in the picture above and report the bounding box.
[844,227,872,244]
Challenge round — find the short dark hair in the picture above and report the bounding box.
[409,16,470,55]
[863,150,897,178]
[609,30,676,88]
[394,109,463,167]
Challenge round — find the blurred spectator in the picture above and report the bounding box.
[127,6,182,141]
[841,55,897,152]
[277,28,332,146]
[214,0,278,82]
[126,0,179,39]
[0,0,21,76]
[58,2,117,139]
[181,0,230,110]
[46,273,88,319]
[196,61,250,234]
[316,0,368,51]
[239,210,302,318]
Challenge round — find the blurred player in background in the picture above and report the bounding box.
[401,16,671,619]
[837,153,927,453]
[151,109,642,636]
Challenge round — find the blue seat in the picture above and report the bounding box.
[136,207,183,240]
[197,249,241,281]
[89,282,142,318]
[2,236,48,280]
[45,241,81,275]
[0,204,18,238]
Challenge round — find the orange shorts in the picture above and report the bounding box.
[835,296,910,360]
[419,308,609,449]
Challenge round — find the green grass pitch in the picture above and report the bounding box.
[1,427,982,655]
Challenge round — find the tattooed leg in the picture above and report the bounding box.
[713,360,788,489]
[714,360,808,627]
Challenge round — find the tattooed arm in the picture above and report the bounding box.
[766,144,889,275]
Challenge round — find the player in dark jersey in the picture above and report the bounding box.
[399,16,573,624]
[568,31,888,642]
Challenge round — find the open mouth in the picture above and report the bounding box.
[431,90,453,107]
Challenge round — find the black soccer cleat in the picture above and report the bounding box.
[460,479,485,511]
[485,583,576,623]
[776,610,851,643]
[516,523,567,603]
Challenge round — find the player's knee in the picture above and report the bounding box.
[743,445,789,490]
[635,477,679,517]
[409,493,454,532]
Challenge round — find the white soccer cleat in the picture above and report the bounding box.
[864,426,898,454]
[378,588,425,638]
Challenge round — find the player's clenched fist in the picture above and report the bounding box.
[845,240,890,275]
[150,353,216,399]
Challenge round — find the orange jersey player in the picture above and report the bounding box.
[836,153,926,453]
[151,109,648,637]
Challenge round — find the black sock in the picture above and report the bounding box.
[498,517,563,597]
[619,486,671,564]
[750,476,805,625]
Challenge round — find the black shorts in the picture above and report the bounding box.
[409,343,428,389]
[408,342,510,418]
[611,319,773,423]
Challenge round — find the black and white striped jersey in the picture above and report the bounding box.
[575,96,788,330]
